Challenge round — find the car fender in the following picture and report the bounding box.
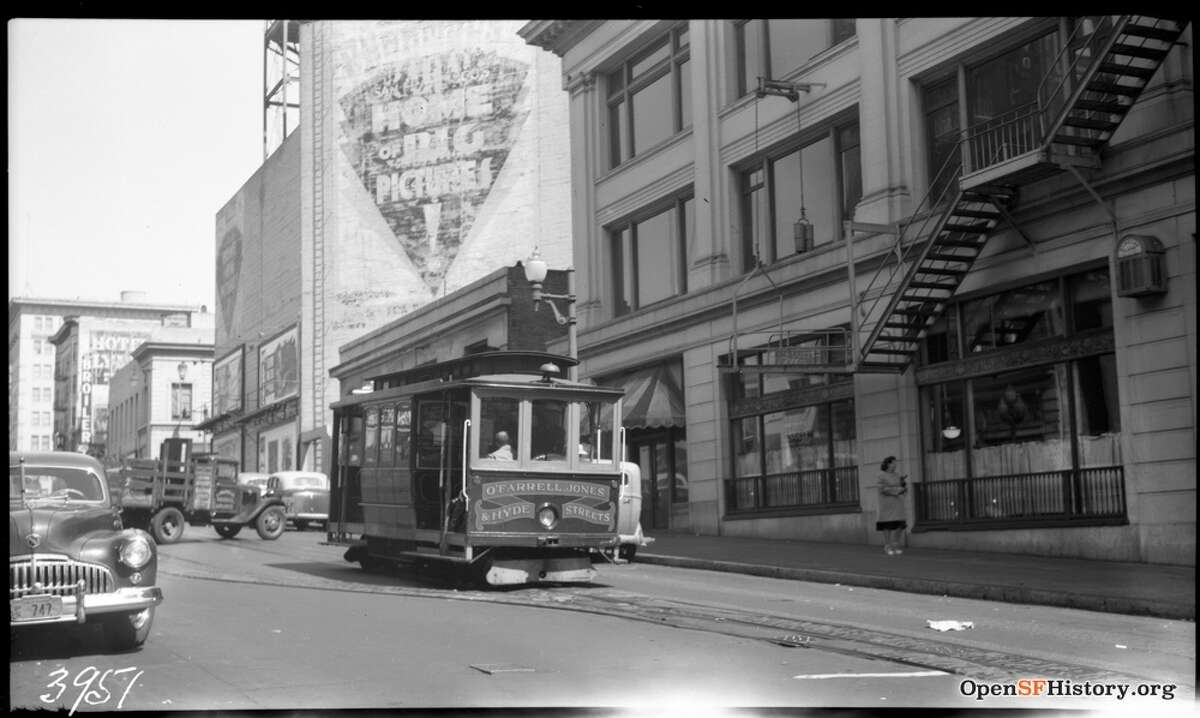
[77,527,159,585]
[242,496,286,523]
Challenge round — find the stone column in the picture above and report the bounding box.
[566,71,603,330]
[853,18,909,224]
[688,20,733,290]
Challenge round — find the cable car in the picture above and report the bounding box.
[329,352,625,585]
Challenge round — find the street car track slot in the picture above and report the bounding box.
[469,664,536,675]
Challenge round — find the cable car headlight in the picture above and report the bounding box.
[537,505,559,530]
[120,534,153,569]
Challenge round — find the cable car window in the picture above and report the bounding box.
[577,399,617,464]
[379,405,395,467]
[531,399,569,461]
[364,407,380,466]
[479,396,519,461]
[395,403,411,467]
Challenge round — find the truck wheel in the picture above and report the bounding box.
[618,544,637,561]
[214,524,242,539]
[255,506,286,540]
[101,606,155,651]
[150,508,185,544]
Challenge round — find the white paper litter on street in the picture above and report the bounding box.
[927,620,975,631]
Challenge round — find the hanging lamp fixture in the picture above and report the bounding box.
[793,97,814,255]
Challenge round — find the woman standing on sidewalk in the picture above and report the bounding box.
[876,456,908,555]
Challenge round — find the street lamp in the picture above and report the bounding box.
[523,248,577,381]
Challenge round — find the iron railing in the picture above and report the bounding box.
[855,137,965,365]
[727,465,859,513]
[914,465,1126,527]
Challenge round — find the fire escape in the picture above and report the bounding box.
[853,15,1188,373]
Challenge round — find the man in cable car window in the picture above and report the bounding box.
[487,431,514,461]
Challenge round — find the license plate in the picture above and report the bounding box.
[11,595,64,622]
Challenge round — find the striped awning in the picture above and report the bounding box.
[612,363,685,430]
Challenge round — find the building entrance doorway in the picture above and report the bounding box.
[627,427,687,531]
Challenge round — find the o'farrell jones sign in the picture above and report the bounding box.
[475,480,614,530]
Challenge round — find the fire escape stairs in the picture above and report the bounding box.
[855,16,1187,374]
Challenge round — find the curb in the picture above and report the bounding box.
[636,553,1194,621]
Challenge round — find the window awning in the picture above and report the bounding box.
[610,363,685,430]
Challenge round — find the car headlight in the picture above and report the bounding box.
[120,535,153,569]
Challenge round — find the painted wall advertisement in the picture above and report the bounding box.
[213,347,244,416]
[215,191,246,343]
[332,21,533,295]
[259,326,299,406]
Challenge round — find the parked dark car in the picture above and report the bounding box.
[10,451,163,650]
[272,471,329,530]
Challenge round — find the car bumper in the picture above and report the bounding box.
[10,586,163,627]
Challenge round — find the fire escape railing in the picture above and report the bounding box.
[855,15,1161,367]
[854,137,965,365]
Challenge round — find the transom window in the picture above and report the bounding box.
[735,19,856,97]
[607,24,691,169]
[740,122,861,270]
[611,194,693,317]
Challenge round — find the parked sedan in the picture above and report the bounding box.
[10,451,163,651]
[271,471,329,530]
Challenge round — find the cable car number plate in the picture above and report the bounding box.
[10,595,63,622]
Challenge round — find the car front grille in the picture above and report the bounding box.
[10,555,116,599]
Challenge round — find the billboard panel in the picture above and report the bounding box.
[259,326,299,406]
[213,347,244,415]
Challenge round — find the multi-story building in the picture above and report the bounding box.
[47,298,210,458]
[107,327,215,461]
[522,17,1194,565]
[8,293,202,454]
[202,20,572,475]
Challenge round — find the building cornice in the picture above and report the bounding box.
[519,20,603,56]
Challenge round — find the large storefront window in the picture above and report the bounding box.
[916,266,1124,527]
[728,352,858,515]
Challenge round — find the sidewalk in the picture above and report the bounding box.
[635,533,1195,620]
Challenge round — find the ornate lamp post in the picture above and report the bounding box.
[523,249,577,381]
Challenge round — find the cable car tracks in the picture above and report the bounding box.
[158,547,1177,689]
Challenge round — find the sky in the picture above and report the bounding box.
[8,19,266,309]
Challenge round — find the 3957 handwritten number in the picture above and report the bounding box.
[40,665,144,715]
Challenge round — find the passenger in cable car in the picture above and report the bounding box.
[487,431,514,461]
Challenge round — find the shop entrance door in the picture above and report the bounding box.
[629,428,686,531]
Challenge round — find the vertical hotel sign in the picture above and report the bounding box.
[259,326,299,406]
[332,21,532,292]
